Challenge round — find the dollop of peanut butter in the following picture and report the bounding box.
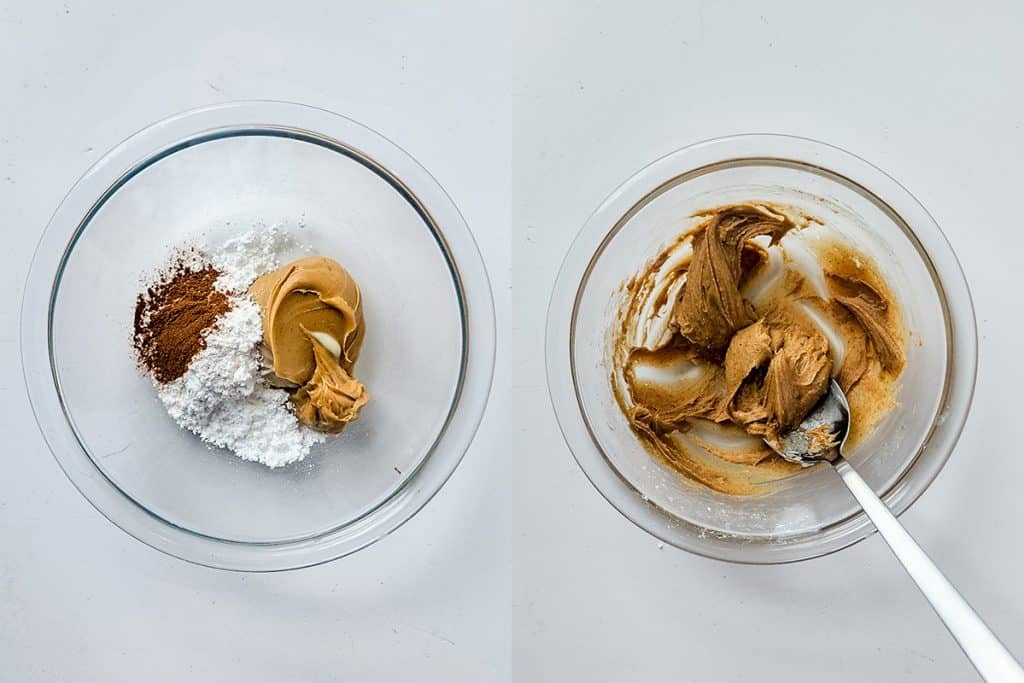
[675,204,796,349]
[249,256,369,433]
[723,304,832,446]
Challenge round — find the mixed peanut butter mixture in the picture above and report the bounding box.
[611,203,905,495]
[250,256,369,433]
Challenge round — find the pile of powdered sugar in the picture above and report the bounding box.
[154,224,324,467]
[209,223,301,293]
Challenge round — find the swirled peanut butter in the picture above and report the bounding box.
[612,203,905,495]
[250,256,369,433]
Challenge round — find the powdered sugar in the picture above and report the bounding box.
[154,224,325,468]
[208,223,299,294]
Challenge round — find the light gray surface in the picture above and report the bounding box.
[1,1,1022,681]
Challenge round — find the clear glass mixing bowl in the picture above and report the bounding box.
[546,134,976,563]
[22,101,495,571]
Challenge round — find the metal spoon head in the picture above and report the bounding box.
[772,379,851,467]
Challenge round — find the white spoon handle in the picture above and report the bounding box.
[832,456,1024,682]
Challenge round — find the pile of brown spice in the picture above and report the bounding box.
[133,258,231,383]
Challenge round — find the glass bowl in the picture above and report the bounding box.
[546,134,976,564]
[22,101,495,571]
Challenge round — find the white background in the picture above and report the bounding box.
[2,1,1022,681]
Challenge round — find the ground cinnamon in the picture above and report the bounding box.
[134,260,230,383]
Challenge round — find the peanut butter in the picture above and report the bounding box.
[612,203,905,495]
[250,256,369,433]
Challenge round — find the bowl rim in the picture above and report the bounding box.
[545,133,977,564]
[21,100,496,572]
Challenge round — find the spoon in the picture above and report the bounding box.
[772,380,1024,682]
